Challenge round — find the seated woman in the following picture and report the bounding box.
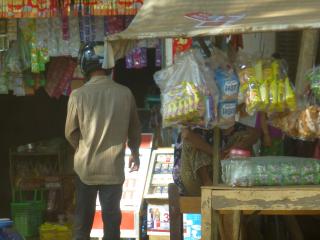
[173,123,260,196]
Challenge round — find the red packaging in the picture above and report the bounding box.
[229,148,252,158]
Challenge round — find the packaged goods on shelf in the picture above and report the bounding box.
[222,156,320,187]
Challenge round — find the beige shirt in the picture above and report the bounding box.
[65,75,141,185]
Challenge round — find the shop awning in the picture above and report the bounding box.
[107,0,320,40]
[103,0,320,68]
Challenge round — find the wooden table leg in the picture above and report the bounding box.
[168,183,183,240]
[284,216,304,240]
[202,188,213,240]
[218,213,226,240]
[232,210,242,240]
[213,210,219,240]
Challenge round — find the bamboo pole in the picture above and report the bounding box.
[295,29,319,96]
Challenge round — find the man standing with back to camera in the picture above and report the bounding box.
[65,42,141,240]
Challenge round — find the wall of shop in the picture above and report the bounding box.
[0,89,68,217]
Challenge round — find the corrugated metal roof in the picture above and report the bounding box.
[107,0,320,40]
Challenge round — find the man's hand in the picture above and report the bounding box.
[129,154,140,173]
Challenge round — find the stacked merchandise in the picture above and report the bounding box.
[209,49,239,127]
[222,156,320,187]
[1,0,143,18]
[269,66,320,141]
[154,47,242,130]
[154,50,218,129]
[0,14,163,97]
[0,15,135,97]
[237,56,296,115]
[126,39,162,69]
[219,52,320,187]
[11,139,75,238]
[155,39,319,188]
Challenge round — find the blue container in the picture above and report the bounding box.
[0,219,13,229]
[0,219,24,240]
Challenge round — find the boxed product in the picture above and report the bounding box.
[147,204,170,235]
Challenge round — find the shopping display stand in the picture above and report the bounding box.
[143,148,175,239]
[201,29,320,240]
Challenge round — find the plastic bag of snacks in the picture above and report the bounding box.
[208,48,239,126]
[237,55,297,115]
[221,156,320,187]
[154,50,218,128]
[270,105,320,140]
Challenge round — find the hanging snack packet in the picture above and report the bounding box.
[254,60,267,110]
[246,81,261,115]
[154,50,218,128]
[261,61,273,107]
[269,60,280,112]
[218,100,237,126]
[215,67,239,101]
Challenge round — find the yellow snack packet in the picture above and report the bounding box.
[277,79,285,112]
[246,82,261,115]
[269,79,278,112]
[285,77,297,111]
[259,80,269,110]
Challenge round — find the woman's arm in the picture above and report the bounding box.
[260,112,272,147]
[181,128,213,156]
[235,126,260,149]
[197,166,213,186]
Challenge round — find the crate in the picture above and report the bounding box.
[40,223,72,240]
[11,189,46,238]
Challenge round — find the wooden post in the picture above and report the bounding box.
[213,127,220,185]
[168,183,183,240]
[295,29,319,96]
[202,187,213,240]
[232,211,242,240]
[212,127,221,239]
